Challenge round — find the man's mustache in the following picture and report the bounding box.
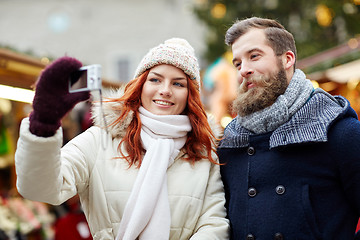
[239,75,268,92]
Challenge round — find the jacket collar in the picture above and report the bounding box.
[91,87,133,139]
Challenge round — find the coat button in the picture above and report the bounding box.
[246,233,255,240]
[275,185,286,195]
[247,146,255,155]
[274,232,283,240]
[248,187,257,197]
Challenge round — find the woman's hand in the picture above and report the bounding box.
[29,56,90,137]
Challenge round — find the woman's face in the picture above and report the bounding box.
[141,64,189,115]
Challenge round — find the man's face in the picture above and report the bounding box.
[231,28,289,116]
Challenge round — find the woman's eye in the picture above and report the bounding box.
[174,82,185,87]
[149,78,160,83]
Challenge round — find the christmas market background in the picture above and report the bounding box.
[1,0,360,239]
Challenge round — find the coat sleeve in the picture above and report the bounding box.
[15,117,99,205]
[190,154,230,240]
[331,116,360,215]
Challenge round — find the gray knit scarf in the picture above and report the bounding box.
[238,69,314,134]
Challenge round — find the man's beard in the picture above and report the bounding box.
[232,66,288,117]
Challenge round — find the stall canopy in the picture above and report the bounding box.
[0,48,45,90]
[0,48,122,100]
[308,58,360,84]
[298,36,360,84]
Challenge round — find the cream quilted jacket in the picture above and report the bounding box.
[15,89,229,239]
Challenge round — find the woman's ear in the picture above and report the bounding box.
[283,50,296,70]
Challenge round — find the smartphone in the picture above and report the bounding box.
[69,64,102,93]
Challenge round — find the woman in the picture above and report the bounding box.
[15,38,229,239]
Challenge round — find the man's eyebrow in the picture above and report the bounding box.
[247,47,264,54]
[232,48,264,64]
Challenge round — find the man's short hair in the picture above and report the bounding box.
[225,17,297,61]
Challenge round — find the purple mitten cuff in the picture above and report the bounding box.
[29,112,61,137]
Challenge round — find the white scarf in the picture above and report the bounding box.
[116,107,192,240]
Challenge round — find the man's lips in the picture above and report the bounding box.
[247,81,256,89]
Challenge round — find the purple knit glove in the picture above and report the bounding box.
[29,56,90,137]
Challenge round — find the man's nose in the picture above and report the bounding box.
[239,61,254,78]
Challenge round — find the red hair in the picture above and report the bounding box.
[109,69,218,167]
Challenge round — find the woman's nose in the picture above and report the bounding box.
[159,84,172,96]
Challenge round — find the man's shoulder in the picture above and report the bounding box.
[269,89,356,148]
[299,88,357,124]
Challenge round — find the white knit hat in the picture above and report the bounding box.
[134,38,201,89]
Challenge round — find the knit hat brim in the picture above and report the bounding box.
[134,38,201,89]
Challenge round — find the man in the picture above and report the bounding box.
[218,17,360,240]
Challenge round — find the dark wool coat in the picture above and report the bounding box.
[218,89,360,240]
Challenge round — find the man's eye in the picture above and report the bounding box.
[234,62,241,69]
[251,54,259,59]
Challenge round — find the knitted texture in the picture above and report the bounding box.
[134,38,201,90]
[219,88,347,149]
[30,56,90,137]
[239,69,314,134]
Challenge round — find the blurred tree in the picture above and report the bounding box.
[192,0,360,64]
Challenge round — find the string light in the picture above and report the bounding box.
[348,38,359,49]
[211,3,226,19]
[316,4,333,27]
[220,115,233,129]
